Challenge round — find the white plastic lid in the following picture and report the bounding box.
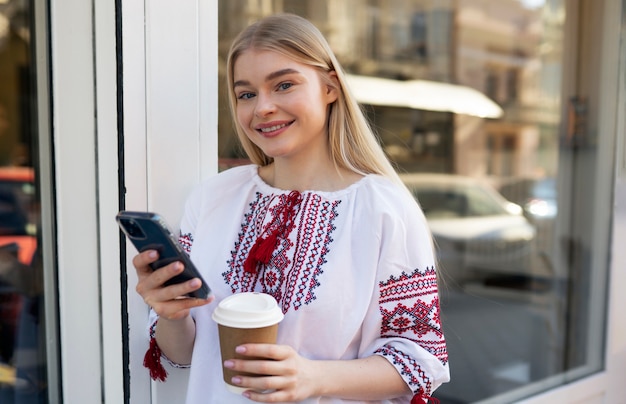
[212,292,284,329]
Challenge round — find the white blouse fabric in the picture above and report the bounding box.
[153,164,449,404]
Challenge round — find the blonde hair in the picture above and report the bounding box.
[226,13,402,184]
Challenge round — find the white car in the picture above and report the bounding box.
[400,173,537,286]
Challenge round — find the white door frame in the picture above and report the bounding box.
[48,0,123,402]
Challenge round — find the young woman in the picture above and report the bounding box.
[133,13,449,404]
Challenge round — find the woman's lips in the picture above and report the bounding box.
[256,121,293,137]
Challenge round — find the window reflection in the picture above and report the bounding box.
[218,1,605,402]
[0,0,48,402]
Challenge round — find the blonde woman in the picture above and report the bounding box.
[133,13,449,404]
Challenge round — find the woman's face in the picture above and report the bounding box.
[232,49,337,163]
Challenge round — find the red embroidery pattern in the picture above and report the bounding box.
[376,344,433,396]
[377,267,447,394]
[224,192,340,313]
[379,266,448,364]
[179,232,193,254]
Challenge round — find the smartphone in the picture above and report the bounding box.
[116,210,210,299]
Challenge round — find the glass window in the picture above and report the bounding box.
[0,1,54,401]
[217,1,610,402]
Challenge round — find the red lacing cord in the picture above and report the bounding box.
[244,191,302,274]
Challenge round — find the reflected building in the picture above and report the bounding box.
[0,1,34,167]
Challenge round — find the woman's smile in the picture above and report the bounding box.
[255,120,294,137]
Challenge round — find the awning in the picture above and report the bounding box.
[345,74,503,119]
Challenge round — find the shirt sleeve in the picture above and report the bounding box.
[360,191,450,398]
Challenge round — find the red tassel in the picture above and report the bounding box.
[143,337,168,382]
[243,191,303,274]
[255,232,280,264]
[244,232,280,273]
[411,395,424,404]
[411,393,440,404]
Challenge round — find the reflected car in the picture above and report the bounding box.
[498,177,557,222]
[0,167,37,265]
[400,173,536,286]
[0,166,37,364]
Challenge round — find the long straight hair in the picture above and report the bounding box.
[225,13,403,185]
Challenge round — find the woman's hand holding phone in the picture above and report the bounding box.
[133,250,213,321]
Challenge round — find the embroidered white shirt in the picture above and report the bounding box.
[151,164,449,404]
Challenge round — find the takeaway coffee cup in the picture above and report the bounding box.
[212,292,284,394]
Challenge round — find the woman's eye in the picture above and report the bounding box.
[237,92,255,100]
[277,82,293,91]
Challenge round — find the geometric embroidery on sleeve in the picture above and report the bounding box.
[379,266,448,365]
[375,344,432,395]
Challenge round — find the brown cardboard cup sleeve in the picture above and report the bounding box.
[211,292,284,394]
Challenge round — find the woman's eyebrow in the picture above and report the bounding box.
[265,68,300,82]
[233,68,300,88]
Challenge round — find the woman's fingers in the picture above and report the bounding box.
[141,275,199,304]
[142,278,211,320]
[132,250,212,319]
[149,292,209,320]
[135,260,182,293]
[235,344,287,361]
[134,251,201,296]
[224,344,293,378]
[132,249,159,275]
[223,344,318,402]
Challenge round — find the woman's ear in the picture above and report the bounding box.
[324,71,340,104]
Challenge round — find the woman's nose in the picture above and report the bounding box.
[254,93,276,117]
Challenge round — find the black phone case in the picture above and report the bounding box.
[116,210,210,299]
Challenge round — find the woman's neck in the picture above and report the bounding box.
[259,159,362,192]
